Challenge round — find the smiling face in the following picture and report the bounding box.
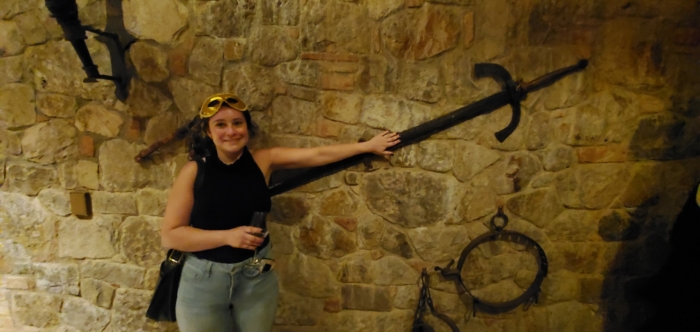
[205,107,249,158]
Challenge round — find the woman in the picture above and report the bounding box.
[160,93,400,332]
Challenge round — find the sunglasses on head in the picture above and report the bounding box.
[199,93,248,118]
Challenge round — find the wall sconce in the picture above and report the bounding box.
[69,191,92,218]
[44,0,133,101]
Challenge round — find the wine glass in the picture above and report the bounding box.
[243,211,268,277]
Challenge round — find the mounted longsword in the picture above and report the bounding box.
[266,60,589,196]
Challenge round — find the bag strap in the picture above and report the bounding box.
[193,157,206,198]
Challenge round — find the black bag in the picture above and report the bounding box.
[146,158,206,322]
[146,249,184,321]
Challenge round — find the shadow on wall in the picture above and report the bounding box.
[600,64,700,330]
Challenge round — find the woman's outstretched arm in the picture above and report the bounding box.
[255,131,400,172]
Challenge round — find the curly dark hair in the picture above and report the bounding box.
[186,110,258,161]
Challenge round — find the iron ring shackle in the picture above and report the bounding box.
[437,230,549,314]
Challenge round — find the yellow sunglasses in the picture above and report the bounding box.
[199,93,248,118]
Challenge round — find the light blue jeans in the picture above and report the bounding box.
[175,245,278,332]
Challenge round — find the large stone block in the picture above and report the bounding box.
[120,216,163,267]
[37,188,71,216]
[262,0,299,25]
[546,209,601,242]
[14,9,48,45]
[318,189,359,216]
[75,160,99,190]
[300,0,372,53]
[81,261,145,289]
[60,297,110,332]
[11,291,62,328]
[0,55,22,85]
[189,37,224,86]
[0,83,35,129]
[223,63,275,111]
[74,103,124,138]
[194,0,256,38]
[24,40,114,100]
[5,163,58,196]
[0,192,56,259]
[380,226,414,259]
[58,215,118,259]
[506,188,564,228]
[110,287,172,332]
[367,0,403,20]
[99,139,173,191]
[360,54,398,94]
[470,151,542,194]
[135,188,168,216]
[417,140,453,173]
[336,252,374,283]
[250,26,300,66]
[270,193,311,226]
[276,59,320,88]
[320,92,363,124]
[341,284,392,311]
[123,0,187,44]
[363,171,451,228]
[373,255,419,285]
[452,142,500,182]
[275,291,323,326]
[129,41,169,83]
[381,5,459,61]
[318,309,413,332]
[597,210,642,242]
[407,226,469,263]
[144,111,182,145]
[92,191,137,215]
[546,301,602,332]
[169,77,218,119]
[360,95,431,132]
[36,93,77,118]
[399,62,443,103]
[271,96,316,135]
[0,20,25,56]
[460,185,498,222]
[31,262,80,295]
[279,252,339,298]
[357,211,385,249]
[126,80,172,118]
[80,278,116,309]
[297,215,357,258]
[21,119,77,165]
[553,164,631,209]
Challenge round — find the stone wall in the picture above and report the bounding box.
[1,0,699,331]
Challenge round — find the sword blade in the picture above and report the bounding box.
[268,91,511,196]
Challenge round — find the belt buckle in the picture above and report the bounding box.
[167,250,183,264]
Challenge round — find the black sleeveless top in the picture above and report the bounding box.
[190,147,271,263]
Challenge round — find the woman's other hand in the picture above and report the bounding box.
[365,131,401,155]
[226,226,265,250]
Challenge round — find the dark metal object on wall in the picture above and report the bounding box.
[44,0,134,101]
[435,207,548,315]
[266,60,588,196]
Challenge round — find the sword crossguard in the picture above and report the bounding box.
[474,63,524,143]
